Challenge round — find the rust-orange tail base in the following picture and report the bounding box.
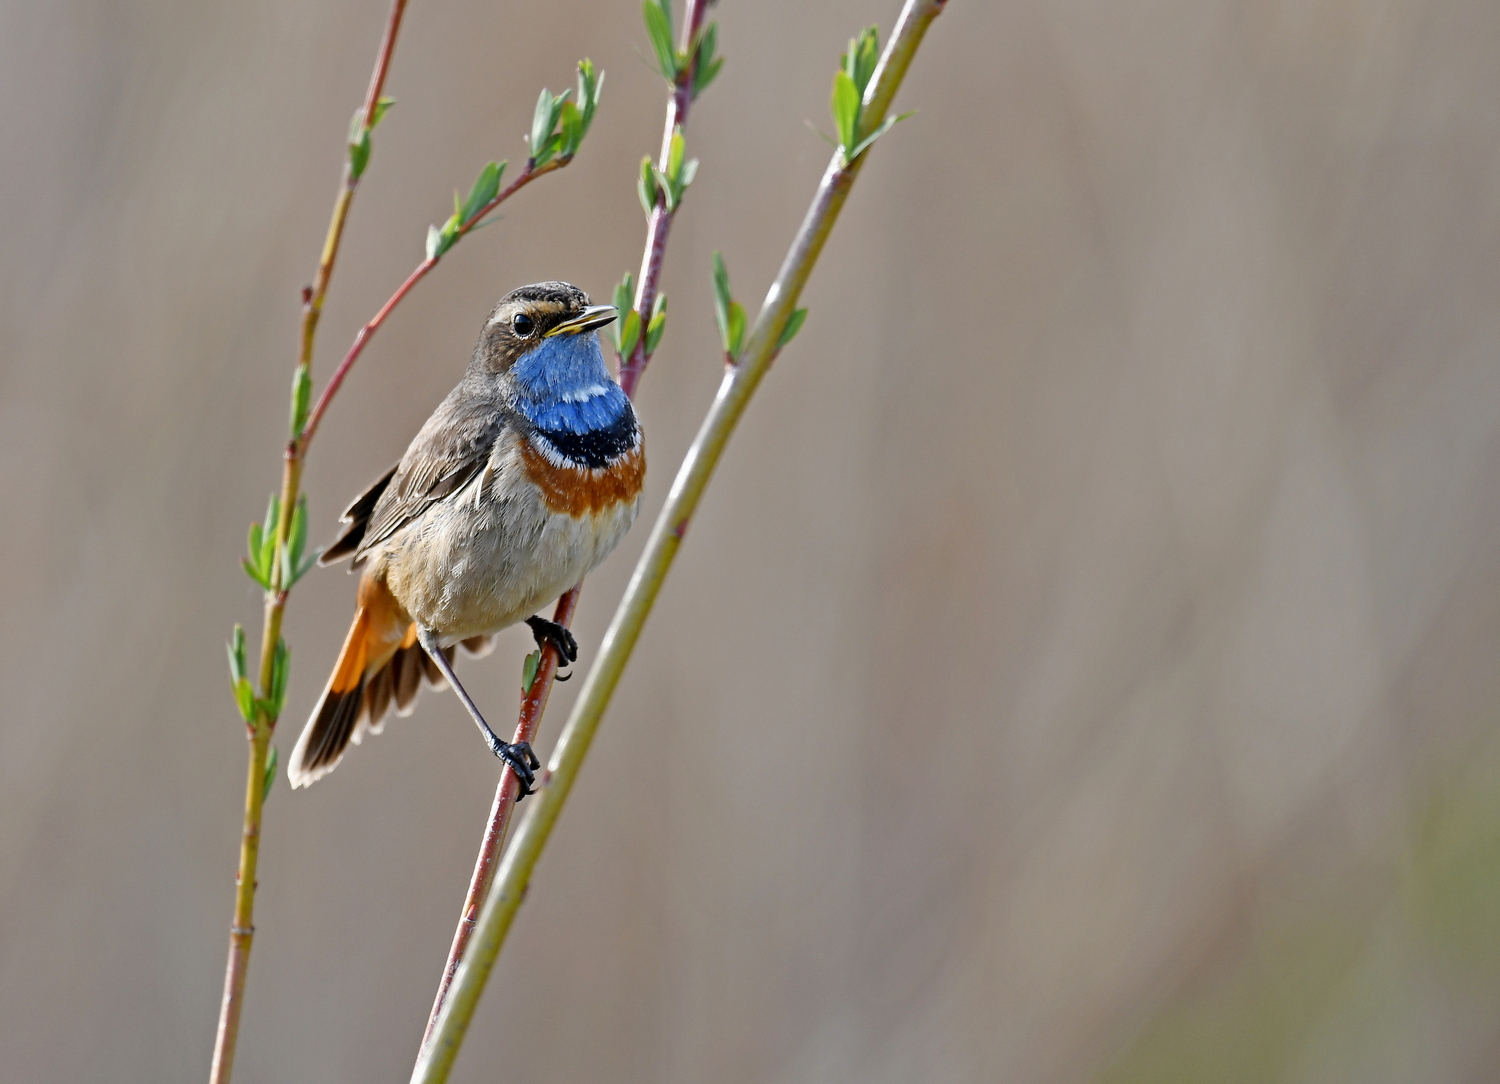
[287,574,483,788]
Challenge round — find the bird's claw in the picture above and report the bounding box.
[525,615,579,665]
[490,738,541,798]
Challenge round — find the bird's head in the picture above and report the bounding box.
[471,281,617,378]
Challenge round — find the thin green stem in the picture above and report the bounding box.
[209,6,407,1081]
[409,3,947,1080]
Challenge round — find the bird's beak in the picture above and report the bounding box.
[543,304,618,337]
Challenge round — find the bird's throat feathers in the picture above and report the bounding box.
[508,332,629,436]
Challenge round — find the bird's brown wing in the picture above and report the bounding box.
[353,387,509,562]
[319,464,398,565]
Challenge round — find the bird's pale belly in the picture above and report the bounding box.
[376,432,641,643]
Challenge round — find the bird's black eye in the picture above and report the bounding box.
[512,313,535,337]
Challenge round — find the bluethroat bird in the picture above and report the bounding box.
[286,282,643,792]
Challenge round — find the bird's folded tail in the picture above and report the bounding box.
[287,577,494,788]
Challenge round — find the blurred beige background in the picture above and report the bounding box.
[4,0,1500,1080]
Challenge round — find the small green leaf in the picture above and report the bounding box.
[289,363,312,437]
[617,308,642,360]
[558,101,583,158]
[610,273,635,353]
[228,625,255,720]
[348,133,371,179]
[711,251,733,340]
[691,23,721,100]
[642,0,677,81]
[726,301,746,359]
[233,678,256,722]
[651,165,673,211]
[528,88,570,167]
[263,745,279,802]
[228,625,247,685]
[650,165,675,211]
[678,157,698,194]
[529,87,555,163]
[638,156,660,216]
[777,307,809,349]
[288,497,307,571]
[282,497,319,588]
[522,649,542,693]
[694,55,724,99]
[666,127,684,184]
[576,59,601,132]
[845,26,880,96]
[614,275,635,311]
[712,257,746,358]
[267,638,290,718]
[369,96,396,129]
[426,208,460,260]
[244,494,280,589]
[831,69,860,152]
[246,521,264,567]
[461,161,503,225]
[347,104,377,178]
[847,110,916,162]
[645,294,667,355]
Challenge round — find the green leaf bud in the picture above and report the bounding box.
[643,0,677,82]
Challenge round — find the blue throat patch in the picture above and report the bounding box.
[509,332,630,435]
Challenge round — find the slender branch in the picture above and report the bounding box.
[417,586,579,1055]
[410,3,947,1081]
[414,2,708,1048]
[210,6,408,1082]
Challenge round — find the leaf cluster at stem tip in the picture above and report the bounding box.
[426,59,603,260]
[642,0,723,98]
[243,494,318,593]
[830,26,914,167]
[712,252,807,362]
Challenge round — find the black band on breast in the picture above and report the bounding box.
[534,408,638,469]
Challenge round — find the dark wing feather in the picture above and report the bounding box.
[355,386,509,561]
[319,464,398,565]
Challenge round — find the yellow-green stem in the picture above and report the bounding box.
[210,3,407,1080]
[409,3,946,1080]
[208,720,270,1083]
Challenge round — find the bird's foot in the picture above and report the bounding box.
[525,615,578,665]
[489,737,541,798]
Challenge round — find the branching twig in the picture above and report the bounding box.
[410,3,947,1081]
[299,155,570,454]
[416,0,714,1056]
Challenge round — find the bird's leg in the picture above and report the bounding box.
[418,626,541,796]
[525,615,578,667]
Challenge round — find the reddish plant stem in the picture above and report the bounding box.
[418,586,580,1054]
[210,6,408,1084]
[299,157,566,455]
[417,0,709,1050]
[620,0,709,396]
